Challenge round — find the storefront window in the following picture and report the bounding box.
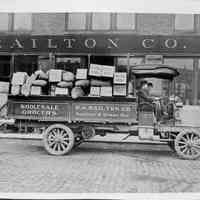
[14,56,38,76]
[56,57,86,74]
[0,56,11,81]
[0,13,9,31]
[67,13,86,30]
[117,57,143,71]
[14,13,32,31]
[38,56,52,72]
[116,13,135,30]
[92,13,111,30]
[197,60,200,105]
[164,58,194,105]
[175,14,194,31]
[90,56,114,66]
[117,57,143,66]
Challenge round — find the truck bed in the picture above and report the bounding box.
[7,95,137,124]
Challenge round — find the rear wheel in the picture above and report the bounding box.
[43,124,74,155]
[175,130,200,160]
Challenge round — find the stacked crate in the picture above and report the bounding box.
[113,72,127,96]
[89,64,115,97]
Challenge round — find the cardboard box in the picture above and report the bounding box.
[48,69,62,82]
[21,84,31,96]
[11,72,27,85]
[0,93,8,117]
[31,86,42,96]
[114,72,127,84]
[26,74,37,86]
[89,64,102,77]
[55,87,69,96]
[0,82,10,93]
[76,69,87,80]
[100,86,112,97]
[102,65,115,78]
[11,85,21,96]
[113,85,127,96]
[50,84,56,96]
[90,86,100,96]
[138,127,154,140]
[62,71,74,82]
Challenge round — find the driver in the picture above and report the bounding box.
[137,80,154,104]
[147,82,169,118]
[138,81,163,119]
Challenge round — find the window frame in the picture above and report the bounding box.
[65,12,88,31]
[164,57,195,105]
[174,14,196,34]
[12,13,32,33]
[0,13,13,33]
[91,12,112,31]
[0,13,11,32]
[115,13,136,31]
[0,55,12,81]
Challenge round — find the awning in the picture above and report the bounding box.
[131,64,179,80]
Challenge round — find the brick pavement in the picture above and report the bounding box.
[0,139,199,193]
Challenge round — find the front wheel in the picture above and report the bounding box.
[43,124,74,155]
[175,130,200,160]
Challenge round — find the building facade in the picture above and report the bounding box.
[0,13,200,105]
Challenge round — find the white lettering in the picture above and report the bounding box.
[64,38,76,48]
[10,39,24,49]
[48,39,57,48]
[142,39,155,48]
[31,39,37,49]
[165,39,177,48]
[107,38,119,48]
[85,38,96,48]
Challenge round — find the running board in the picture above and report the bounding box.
[0,133,168,144]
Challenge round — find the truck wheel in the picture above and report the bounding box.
[175,130,200,160]
[43,124,74,155]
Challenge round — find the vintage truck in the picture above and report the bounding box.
[6,64,200,159]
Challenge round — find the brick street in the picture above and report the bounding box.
[0,138,200,193]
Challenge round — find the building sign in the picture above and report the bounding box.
[71,102,137,123]
[1,34,200,54]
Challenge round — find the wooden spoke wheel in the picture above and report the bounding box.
[175,130,200,160]
[43,124,74,155]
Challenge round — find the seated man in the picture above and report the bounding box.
[137,81,163,120]
[137,80,154,104]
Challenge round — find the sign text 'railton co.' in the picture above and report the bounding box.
[1,34,200,53]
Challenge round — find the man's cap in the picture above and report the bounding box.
[147,82,153,87]
[140,80,148,85]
